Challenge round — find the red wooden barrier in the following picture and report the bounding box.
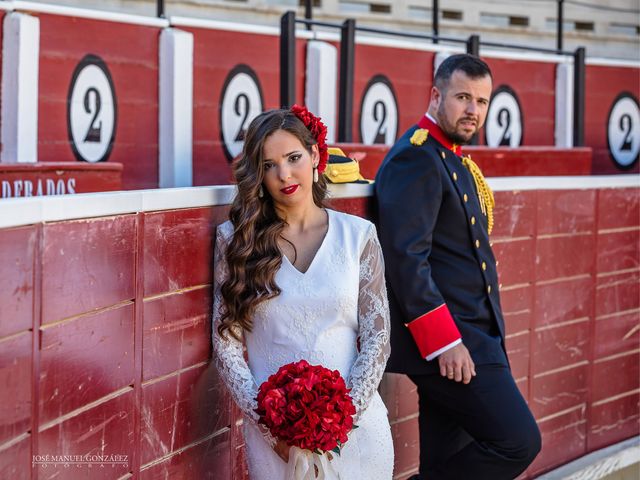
[0,162,122,198]
[0,175,637,479]
[335,144,593,180]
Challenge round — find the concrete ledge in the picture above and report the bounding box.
[537,437,639,480]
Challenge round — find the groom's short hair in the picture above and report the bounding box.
[434,54,492,92]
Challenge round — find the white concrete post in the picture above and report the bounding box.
[305,40,338,144]
[1,13,40,164]
[434,52,452,79]
[555,62,574,147]
[159,28,193,188]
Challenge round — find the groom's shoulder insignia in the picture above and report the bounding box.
[410,128,429,146]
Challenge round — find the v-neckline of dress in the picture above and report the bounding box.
[281,209,332,276]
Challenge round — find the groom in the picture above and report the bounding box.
[375,54,541,479]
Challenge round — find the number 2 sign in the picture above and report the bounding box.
[359,75,399,146]
[219,65,264,162]
[67,55,117,163]
[484,85,523,148]
[607,92,639,169]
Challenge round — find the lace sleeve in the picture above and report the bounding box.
[347,223,391,423]
[211,225,261,425]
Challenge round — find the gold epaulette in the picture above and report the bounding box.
[461,155,495,234]
[410,129,429,146]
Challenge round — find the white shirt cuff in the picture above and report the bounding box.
[425,338,462,361]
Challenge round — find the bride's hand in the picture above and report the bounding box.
[274,439,291,463]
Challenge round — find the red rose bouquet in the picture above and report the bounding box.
[255,359,356,454]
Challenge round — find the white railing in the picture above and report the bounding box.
[1,175,637,229]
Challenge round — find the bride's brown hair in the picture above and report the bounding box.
[218,108,328,339]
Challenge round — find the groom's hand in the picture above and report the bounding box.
[438,343,476,384]
[274,439,291,463]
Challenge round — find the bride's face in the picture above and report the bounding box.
[261,129,319,209]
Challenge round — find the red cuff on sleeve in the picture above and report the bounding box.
[406,304,461,359]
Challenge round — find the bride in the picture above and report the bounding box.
[212,105,394,479]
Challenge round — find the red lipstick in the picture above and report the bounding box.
[280,184,299,195]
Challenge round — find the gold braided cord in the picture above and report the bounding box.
[461,155,495,234]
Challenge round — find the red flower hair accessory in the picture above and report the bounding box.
[291,104,329,174]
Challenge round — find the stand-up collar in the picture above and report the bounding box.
[417,115,462,156]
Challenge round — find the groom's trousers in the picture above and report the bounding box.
[409,363,541,480]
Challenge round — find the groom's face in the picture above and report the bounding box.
[433,70,492,145]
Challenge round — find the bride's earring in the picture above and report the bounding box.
[313,167,319,183]
[258,185,264,198]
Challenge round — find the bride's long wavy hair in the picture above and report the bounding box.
[218,108,328,339]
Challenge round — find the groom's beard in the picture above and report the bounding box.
[437,103,480,145]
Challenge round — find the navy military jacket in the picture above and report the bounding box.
[375,121,508,375]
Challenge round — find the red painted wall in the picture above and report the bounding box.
[585,65,640,174]
[36,13,160,190]
[5,10,635,191]
[186,28,307,187]
[0,181,637,479]
[350,49,557,148]
[484,58,557,147]
[353,45,435,141]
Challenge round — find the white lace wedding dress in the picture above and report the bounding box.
[213,209,394,479]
